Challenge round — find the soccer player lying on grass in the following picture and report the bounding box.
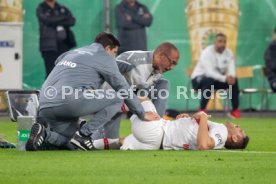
[30,97,249,151]
[93,97,249,151]
[120,98,249,150]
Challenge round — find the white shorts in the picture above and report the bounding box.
[120,100,166,150]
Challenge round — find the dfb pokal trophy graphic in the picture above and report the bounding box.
[0,0,22,22]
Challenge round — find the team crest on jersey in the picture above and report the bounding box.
[215,134,223,145]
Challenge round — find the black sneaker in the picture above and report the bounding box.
[70,131,94,151]
[26,123,46,151]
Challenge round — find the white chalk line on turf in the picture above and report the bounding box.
[208,150,276,154]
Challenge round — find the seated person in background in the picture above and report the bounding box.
[264,27,276,92]
[191,33,241,119]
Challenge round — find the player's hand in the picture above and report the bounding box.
[143,112,160,121]
[192,111,210,120]
[226,76,236,85]
[176,113,190,120]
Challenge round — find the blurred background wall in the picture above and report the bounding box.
[22,0,276,111]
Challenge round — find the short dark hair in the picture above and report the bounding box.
[225,135,250,150]
[94,32,120,49]
[216,32,227,39]
[154,42,179,56]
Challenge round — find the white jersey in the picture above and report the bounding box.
[162,118,228,150]
[191,45,236,82]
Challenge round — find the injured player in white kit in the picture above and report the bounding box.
[121,98,250,151]
[92,98,249,151]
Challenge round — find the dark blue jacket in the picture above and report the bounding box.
[115,1,153,54]
[264,40,276,82]
[36,2,76,52]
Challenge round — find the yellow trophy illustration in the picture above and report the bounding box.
[0,0,22,22]
[186,0,240,110]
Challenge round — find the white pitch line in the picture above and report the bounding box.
[151,0,162,14]
[208,150,276,154]
[266,0,276,18]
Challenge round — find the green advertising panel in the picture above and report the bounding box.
[23,0,276,111]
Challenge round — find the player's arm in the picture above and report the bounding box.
[192,112,215,150]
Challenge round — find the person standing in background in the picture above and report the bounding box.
[264,27,276,92]
[37,0,76,77]
[115,0,152,55]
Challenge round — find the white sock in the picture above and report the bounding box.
[93,138,121,150]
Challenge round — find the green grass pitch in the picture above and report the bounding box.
[0,117,275,184]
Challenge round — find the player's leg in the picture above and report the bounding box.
[129,100,165,150]
[120,134,158,150]
[118,98,164,150]
[92,138,121,150]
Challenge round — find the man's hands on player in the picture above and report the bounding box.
[143,112,160,121]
